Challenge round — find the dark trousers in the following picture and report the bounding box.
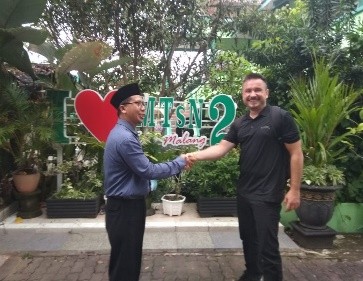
[237,194,282,281]
[105,197,146,281]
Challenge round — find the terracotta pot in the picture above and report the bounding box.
[12,169,41,193]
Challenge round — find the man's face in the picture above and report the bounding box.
[242,78,269,111]
[120,95,146,126]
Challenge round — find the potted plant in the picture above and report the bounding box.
[297,164,345,227]
[0,0,49,193]
[288,57,363,248]
[140,130,175,216]
[0,79,55,188]
[186,149,240,217]
[46,149,103,218]
[0,77,56,218]
[161,172,187,216]
[140,130,196,216]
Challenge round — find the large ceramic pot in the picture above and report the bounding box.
[12,169,41,193]
[13,188,42,219]
[296,184,342,230]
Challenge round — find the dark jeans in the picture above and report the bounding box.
[105,197,146,281]
[237,194,282,281]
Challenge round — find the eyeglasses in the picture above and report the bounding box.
[122,101,147,108]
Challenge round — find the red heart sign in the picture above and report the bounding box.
[74,89,117,142]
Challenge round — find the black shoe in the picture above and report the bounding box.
[238,271,263,281]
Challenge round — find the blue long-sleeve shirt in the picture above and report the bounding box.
[103,119,186,197]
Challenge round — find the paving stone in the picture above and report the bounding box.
[0,203,362,280]
[0,252,362,280]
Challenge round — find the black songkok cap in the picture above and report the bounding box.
[110,83,143,109]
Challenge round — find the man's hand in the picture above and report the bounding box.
[180,152,198,170]
[186,152,198,167]
[283,189,300,211]
[181,154,195,170]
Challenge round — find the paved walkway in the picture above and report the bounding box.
[0,203,362,280]
[0,203,298,253]
[0,251,362,281]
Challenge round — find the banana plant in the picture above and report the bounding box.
[0,0,48,80]
[29,41,120,92]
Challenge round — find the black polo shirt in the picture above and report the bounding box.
[224,105,300,203]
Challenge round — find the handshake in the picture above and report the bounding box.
[181,152,198,170]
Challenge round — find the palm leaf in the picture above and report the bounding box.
[290,57,362,166]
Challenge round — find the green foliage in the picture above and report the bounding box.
[28,40,114,92]
[336,151,363,203]
[150,178,169,203]
[185,149,240,199]
[306,0,356,32]
[239,0,360,107]
[66,130,106,176]
[139,130,197,163]
[302,164,345,186]
[207,51,265,97]
[56,41,112,74]
[337,21,363,89]
[140,130,197,202]
[39,0,238,99]
[239,0,312,107]
[0,0,48,80]
[139,131,167,163]
[159,172,188,201]
[290,58,363,167]
[204,50,265,115]
[0,78,55,172]
[336,175,363,203]
[53,157,103,200]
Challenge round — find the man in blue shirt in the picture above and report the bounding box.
[104,82,190,281]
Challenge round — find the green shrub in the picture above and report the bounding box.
[302,164,345,186]
[185,149,240,199]
[52,157,103,199]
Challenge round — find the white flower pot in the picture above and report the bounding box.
[161,194,186,216]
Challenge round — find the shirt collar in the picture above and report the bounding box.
[244,105,270,120]
[260,105,270,117]
[117,118,139,137]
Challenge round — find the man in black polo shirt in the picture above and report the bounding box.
[188,73,304,281]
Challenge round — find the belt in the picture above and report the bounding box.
[107,195,145,200]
